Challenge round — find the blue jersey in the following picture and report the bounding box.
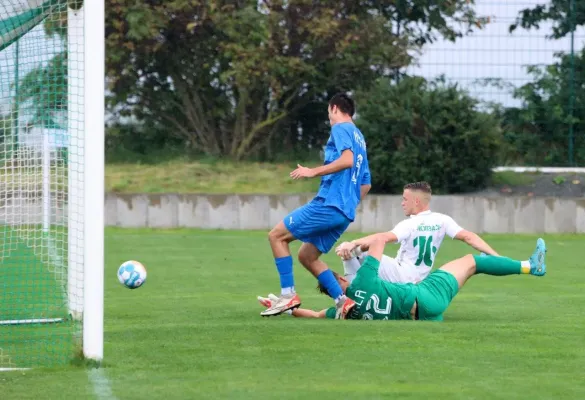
[315,122,370,221]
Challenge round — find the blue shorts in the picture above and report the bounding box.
[284,199,351,254]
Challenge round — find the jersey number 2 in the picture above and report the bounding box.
[413,235,437,267]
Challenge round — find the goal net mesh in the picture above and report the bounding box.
[0,0,84,368]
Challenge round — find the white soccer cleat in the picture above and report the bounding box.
[260,293,301,316]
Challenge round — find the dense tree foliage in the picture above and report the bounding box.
[356,77,502,194]
[103,0,487,160]
[499,50,585,166]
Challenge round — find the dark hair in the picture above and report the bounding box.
[329,93,355,117]
[403,181,432,194]
[317,270,342,297]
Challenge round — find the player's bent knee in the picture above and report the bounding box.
[267,227,278,242]
[268,222,293,243]
[461,254,475,264]
[448,254,475,267]
[464,253,478,274]
[439,254,476,276]
[463,254,478,272]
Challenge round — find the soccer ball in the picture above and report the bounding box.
[117,260,147,289]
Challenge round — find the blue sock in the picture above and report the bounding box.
[317,269,343,301]
[275,256,294,294]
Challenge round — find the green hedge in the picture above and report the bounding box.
[355,77,502,194]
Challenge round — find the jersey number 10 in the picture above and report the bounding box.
[413,235,437,267]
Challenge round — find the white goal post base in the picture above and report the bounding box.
[493,166,585,173]
[0,318,65,326]
[0,368,31,372]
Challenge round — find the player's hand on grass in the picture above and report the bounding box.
[290,164,316,179]
[336,241,357,260]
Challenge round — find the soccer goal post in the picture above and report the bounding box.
[0,0,104,368]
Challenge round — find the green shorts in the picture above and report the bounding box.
[416,270,459,321]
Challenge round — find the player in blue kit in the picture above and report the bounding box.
[261,93,371,318]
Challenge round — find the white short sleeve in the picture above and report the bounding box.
[390,220,412,242]
[444,215,464,239]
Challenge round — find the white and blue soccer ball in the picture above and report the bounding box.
[117,260,147,289]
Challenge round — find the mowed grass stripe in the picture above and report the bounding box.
[2,228,584,400]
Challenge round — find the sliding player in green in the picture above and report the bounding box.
[258,237,546,320]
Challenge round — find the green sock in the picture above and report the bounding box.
[473,255,525,276]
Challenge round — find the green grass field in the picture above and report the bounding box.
[0,159,545,194]
[2,228,585,399]
[0,226,76,368]
[102,160,533,194]
[105,160,322,193]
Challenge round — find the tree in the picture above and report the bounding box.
[500,50,585,166]
[504,0,585,166]
[0,114,9,144]
[375,0,490,45]
[355,76,502,194]
[105,0,489,160]
[105,0,411,159]
[17,51,66,125]
[6,1,68,129]
[509,0,585,39]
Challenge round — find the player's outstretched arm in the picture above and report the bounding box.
[291,308,327,318]
[454,230,499,256]
[335,232,398,259]
[290,150,354,179]
[366,237,387,260]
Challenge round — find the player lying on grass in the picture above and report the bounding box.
[258,238,546,320]
[337,181,499,285]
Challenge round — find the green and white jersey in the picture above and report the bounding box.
[346,256,418,320]
[390,210,463,282]
[324,304,363,320]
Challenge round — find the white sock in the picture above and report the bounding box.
[343,258,361,283]
[334,294,346,305]
[281,287,294,296]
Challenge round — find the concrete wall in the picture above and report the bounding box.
[0,193,582,233]
[104,194,585,234]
